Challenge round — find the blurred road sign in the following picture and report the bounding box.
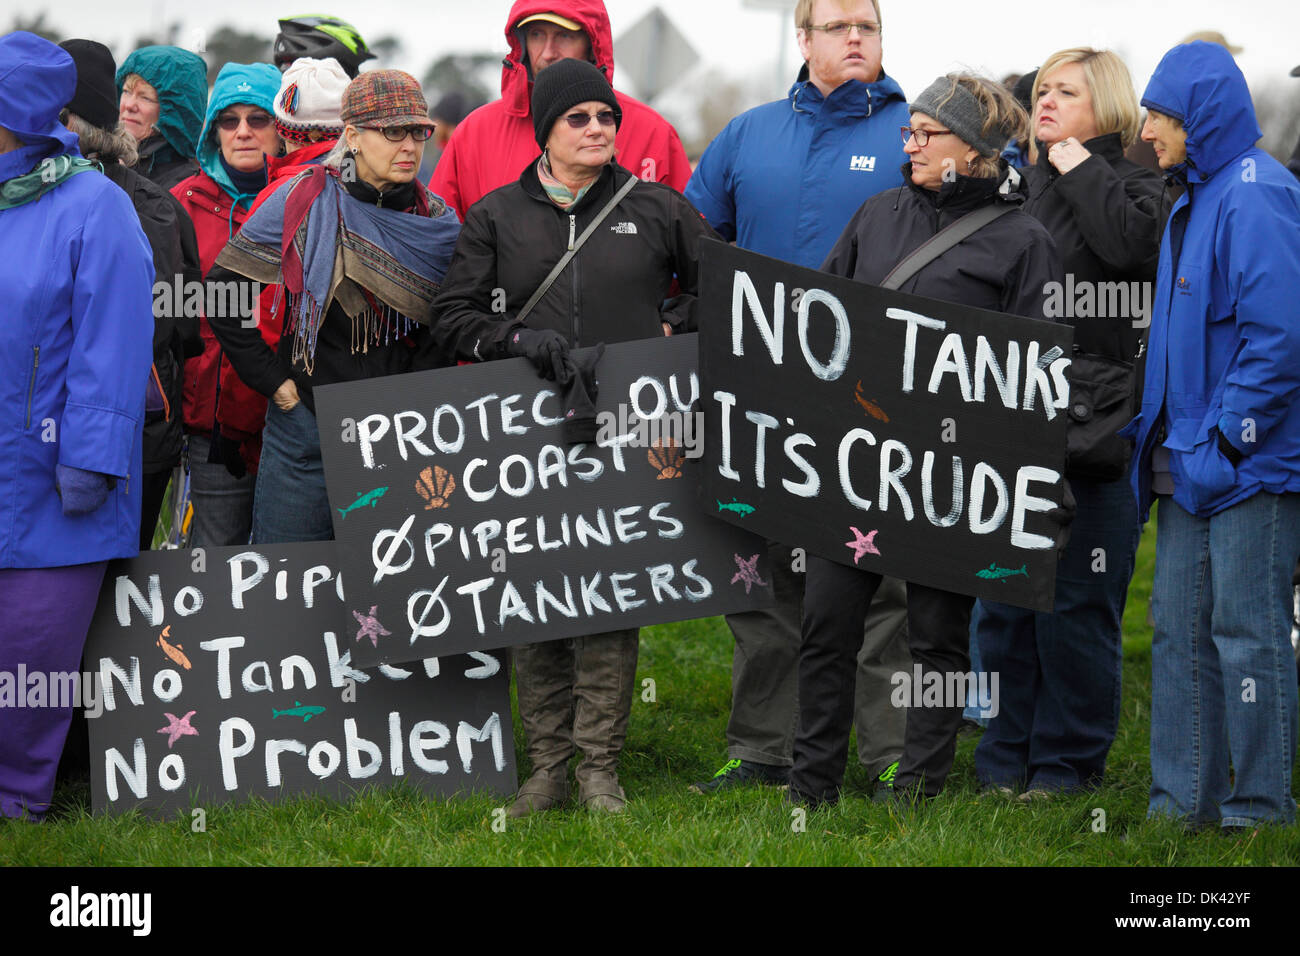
[615,6,699,102]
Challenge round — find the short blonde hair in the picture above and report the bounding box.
[1032,48,1141,148]
[796,0,881,30]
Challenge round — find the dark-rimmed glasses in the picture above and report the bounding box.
[365,125,436,142]
[900,126,956,147]
[805,20,880,38]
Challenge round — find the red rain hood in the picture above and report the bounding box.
[500,0,615,117]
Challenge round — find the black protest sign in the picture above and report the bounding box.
[85,544,516,818]
[698,240,1073,612]
[314,335,774,668]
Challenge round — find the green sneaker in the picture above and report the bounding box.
[688,758,789,794]
[874,760,900,794]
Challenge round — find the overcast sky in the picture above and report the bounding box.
[16,0,1299,136]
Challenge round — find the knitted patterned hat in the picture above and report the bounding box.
[340,69,433,130]
[275,56,349,142]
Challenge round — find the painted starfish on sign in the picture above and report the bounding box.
[844,527,881,564]
[157,710,198,748]
[730,553,767,594]
[352,606,391,648]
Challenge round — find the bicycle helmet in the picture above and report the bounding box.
[274,15,375,78]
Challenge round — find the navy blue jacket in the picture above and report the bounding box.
[685,66,909,270]
[1126,42,1300,519]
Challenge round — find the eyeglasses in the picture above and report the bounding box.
[805,20,881,38]
[900,126,956,147]
[562,110,617,129]
[365,125,436,142]
[216,112,274,132]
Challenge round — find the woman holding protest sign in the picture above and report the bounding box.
[0,33,153,819]
[972,48,1164,800]
[214,69,461,544]
[789,73,1065,808]
[431,57,717,815]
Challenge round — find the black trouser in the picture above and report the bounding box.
[138,468,172,551]
[792,555,973,802]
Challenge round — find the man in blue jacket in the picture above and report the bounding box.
[1129,41,1300,829]
[685,0,912,795]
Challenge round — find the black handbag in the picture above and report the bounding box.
[1065,348,1137,481]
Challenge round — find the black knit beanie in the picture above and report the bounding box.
[531,57,621,149]
[59,39,120,131]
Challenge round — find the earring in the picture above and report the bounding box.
[967,158,975,172]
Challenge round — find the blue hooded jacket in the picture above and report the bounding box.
[1125,42,1300,519]
[0,33,154,566]
[197,62,282,208]
[685,67,909,270]
[115,46,208,164]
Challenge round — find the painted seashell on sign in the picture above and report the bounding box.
[415,465,456,509]
[648,438,684,480]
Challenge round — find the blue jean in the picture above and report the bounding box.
[251,401,335,544]
[1149,492,1300,827]
[974,476,1140,791]
[186,433,254,547]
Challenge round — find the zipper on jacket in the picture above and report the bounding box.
[24,346,39,428]
[568,214,576,251]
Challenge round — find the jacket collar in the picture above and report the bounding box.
[520,158,623,215]
[1032,131,1126,182]
[789,64,907,120]
[901,161,1023,213]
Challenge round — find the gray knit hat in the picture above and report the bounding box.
[910,76,1005,158]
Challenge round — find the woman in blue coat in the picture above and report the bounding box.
[1128,41,1300,829]
[0,32,154,820]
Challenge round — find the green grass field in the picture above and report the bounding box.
[5,513,1299,867]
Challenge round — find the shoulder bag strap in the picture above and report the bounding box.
[516,173,639,324]
[879,202,1016,291]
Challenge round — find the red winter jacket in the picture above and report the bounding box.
[214,140,337,473]
[429,0,690,218]
[171,171,252,436]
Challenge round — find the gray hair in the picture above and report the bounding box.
[65,112,139,167]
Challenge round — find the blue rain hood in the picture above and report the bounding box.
[0,32,82,182]
[115,45,208,161]
[1141,41,1262,184]
[196,62,282,206]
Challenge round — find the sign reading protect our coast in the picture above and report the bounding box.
[698,240,1073,612]
[314,335,774,668]
[85,544,516,817]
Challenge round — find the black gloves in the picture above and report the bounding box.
[503,327,573,384]
[209,431,248,479]
[1047,477,1077,555]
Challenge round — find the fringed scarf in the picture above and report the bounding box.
[216,165,461,371]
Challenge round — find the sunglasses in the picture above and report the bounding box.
[562,110,616,129]
[216,112,274,132]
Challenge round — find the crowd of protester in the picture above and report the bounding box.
[2,0,1299,834]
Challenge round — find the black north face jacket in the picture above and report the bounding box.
[431,160,718,360]
[821,163,1063,321]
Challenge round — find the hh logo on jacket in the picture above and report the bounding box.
[849,155,877,172]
